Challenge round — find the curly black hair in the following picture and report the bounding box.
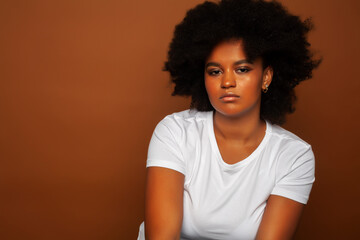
[164,0,321,125]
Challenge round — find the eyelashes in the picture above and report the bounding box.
[206,67,250,76]
[207,69,222,76]
[236,68,250,73]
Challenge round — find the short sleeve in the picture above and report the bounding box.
[146,119,186,175]
[271,146,315,204]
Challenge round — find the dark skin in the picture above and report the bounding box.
[145,167,184,240]
[145,40,304,239]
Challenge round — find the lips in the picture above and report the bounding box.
[220,93,240,102]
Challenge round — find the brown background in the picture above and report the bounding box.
[0,0,359,239]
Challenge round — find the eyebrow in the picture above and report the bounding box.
[205,59,253,68]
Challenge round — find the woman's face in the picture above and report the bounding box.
[204,40,272,118]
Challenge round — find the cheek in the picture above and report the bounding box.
[204,79,216,98]
[242,74,263,93]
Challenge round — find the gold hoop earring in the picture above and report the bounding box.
[262,84,269,93]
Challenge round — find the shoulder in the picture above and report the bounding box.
[147,109,211,176]
[155,109,210,135]
[267,124,315,204]
[267,122,312,153]
[266,122,315,168]
[161,109,209,125]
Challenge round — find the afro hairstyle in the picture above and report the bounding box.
[164,0,321,125]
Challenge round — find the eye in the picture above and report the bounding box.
[235,68,250,73]
[207,69,222,76]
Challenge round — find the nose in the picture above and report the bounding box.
[221,71,236,89]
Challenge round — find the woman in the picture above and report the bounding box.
[138,0,321,239]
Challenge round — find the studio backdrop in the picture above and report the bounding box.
[0,0,359,239]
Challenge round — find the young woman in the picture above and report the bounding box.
[138,0,321,239]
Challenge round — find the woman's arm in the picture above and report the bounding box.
[256,195,304,240]
[145,166,184,240]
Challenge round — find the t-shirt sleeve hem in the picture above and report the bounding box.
[146,159,186,175]
[270,188,309,204]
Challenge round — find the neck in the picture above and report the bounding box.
[213,110,266,143]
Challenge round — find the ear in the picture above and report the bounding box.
[262,66,273,90]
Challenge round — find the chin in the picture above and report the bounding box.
[215,107,245,117]
[213,103,259,119]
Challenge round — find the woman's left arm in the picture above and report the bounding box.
[255,195,304,240]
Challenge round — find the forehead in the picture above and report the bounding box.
[206,39,247,61]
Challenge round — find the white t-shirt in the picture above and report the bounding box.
[138,109,315,240]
